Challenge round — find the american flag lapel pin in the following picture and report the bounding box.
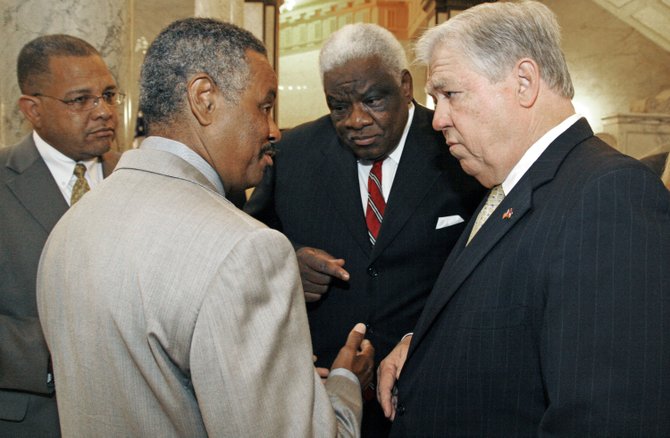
[502,208,513,220]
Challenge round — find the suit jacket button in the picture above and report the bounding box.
[367,266,378,277]
[396,404,405,416]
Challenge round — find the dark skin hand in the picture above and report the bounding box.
[331,323,375,389]
[296,247,350,302]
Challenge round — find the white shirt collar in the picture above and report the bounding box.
[358,102,414,168]
[33,130,102,205]
[501,113,582,195]
[387,102,415,167]
[357,103,415,211]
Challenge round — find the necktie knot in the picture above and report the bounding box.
[467,184,504,245]
[70,163,91,205]
[366,160,385,246]
[74,163,86,178]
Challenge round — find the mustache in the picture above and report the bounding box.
[260,142,278,158]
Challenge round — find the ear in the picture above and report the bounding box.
[18,95,43,128]
[516,58,540,108]
[186,73,218,126]
[400,69,414,102]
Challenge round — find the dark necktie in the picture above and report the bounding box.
[70,163,90,205]
[366,160,385,245]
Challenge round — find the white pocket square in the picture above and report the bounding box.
[436,215,465,229]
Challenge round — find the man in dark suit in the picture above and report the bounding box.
[640,150,669,178]
[377,2,670,436]
[0,34,121,437]
[245,23,483,436]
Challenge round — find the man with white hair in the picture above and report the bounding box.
[377,1,670,435]
[245,23,483,436]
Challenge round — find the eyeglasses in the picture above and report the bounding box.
[33,91,126,112]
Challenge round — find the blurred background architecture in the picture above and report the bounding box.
[1,0,669,159]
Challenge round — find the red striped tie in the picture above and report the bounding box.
[366,160,385,245]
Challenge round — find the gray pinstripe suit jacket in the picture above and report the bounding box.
[37,145,363,437]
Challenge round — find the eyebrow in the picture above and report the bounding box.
[63,84,118,97]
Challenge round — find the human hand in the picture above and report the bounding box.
[331,323,375,389]
[296,247,349,302]
[377,334,411,420]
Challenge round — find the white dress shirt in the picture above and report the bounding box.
[357,103,415,213]
[500,113,582,196]
[33,131,103,206]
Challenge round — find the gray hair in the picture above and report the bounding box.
[319,23,408,84]
[416,0,574,99]
[139,17,267,128]
[17,34,100,93]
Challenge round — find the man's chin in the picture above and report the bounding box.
[350,145,387,162]
[76,142,112,161]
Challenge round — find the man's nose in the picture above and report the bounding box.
[346,104,372,129]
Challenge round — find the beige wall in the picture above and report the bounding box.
[277,50,327,128]
[277,0,670,135]
[544,0,670,133]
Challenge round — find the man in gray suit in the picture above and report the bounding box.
[377,2,670,435]
[37,18,374,437]
[0,34,121,437]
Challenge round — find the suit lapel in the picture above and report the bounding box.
[320,137,371,256]
[371,105,442,259]
[406,118,595,358]
[4,136,68,233]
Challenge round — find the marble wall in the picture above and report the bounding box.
[0,0,248,150]
[0,0,131,148]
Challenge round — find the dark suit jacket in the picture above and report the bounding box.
[246,104,484,366]
[391,118,670,437]
[0,134,118,437]
[640,151,668,178]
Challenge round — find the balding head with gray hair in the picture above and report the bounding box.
[319,23,408,84]
[416,0,574,99]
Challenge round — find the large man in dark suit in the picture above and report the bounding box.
[245,23,483,436]
[377,2,670,436]
[0,35,121,437]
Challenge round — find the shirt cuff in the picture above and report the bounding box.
[329,368,359,386]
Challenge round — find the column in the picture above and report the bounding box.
[195,0,245,24]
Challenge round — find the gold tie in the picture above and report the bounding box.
[70,163,90,205]
[467,185,504,245]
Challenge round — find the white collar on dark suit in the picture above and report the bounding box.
[500,113,582,197]
[33,130,103,206]
[356,102,415,213]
